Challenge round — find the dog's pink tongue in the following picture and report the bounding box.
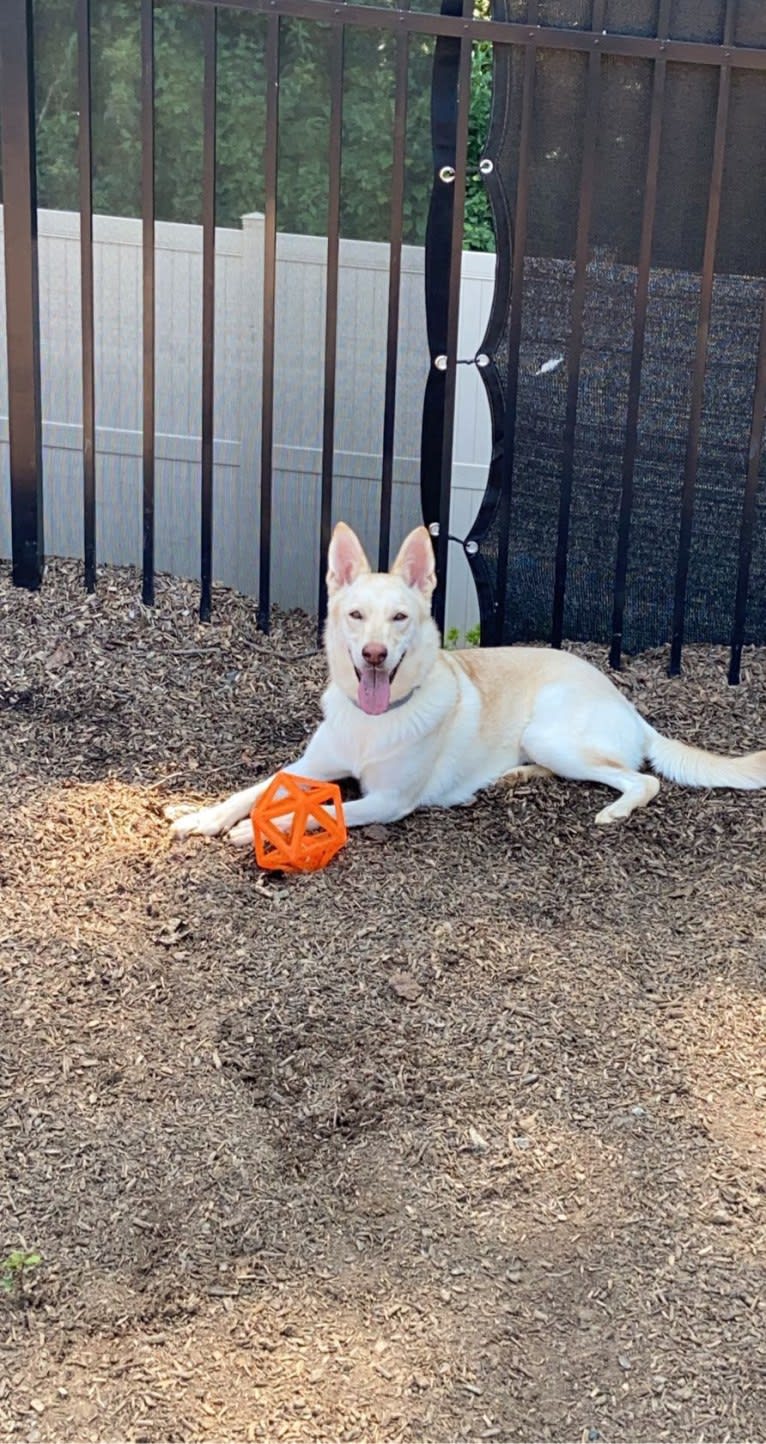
[358,667,391,716]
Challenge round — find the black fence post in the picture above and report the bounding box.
[668,1,735,677]
[199,3,218,623]
[0,0,44,590]
[257,12,281,635]
[421,0,472,639]
[140,0,156,607]
[378,8,410,574]
[316,24,345,639]
[77,0,97,594]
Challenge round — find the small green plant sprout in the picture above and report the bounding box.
[1,1248,42,1300]
[445,625,481,650]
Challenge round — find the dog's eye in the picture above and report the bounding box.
[392,612,408,623]
[349,609,363,621]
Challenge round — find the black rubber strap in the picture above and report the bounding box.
[420,0,463,529]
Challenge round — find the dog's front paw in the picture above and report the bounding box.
[227,818,255,848]
[168,803,233,838]
[164,802,193,823]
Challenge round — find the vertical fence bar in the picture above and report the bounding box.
[200,4,218,622]
[316,23,345,636]
[492,2,538,646]
[608,0,671,670]
[432,12,472,636]
[607,0,667,664]
[378,6,410,572]
[77,0,96,593]
[0,0,44,590]
[550,0,605,649]
[140,0,156,606]
[258,11,280,634]
[728,287,766,684]
[669,0,737,676]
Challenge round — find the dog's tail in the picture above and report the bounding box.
[645,727,766,790]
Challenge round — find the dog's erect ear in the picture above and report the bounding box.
[391,527,437,599]
[326,523,371,596]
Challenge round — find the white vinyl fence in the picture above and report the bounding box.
[0,208,496,635]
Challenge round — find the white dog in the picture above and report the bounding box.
[169,522,766,845]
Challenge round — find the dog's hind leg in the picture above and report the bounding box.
[521,727,659,824]
[521,685,659,823]
[586,761,659,824]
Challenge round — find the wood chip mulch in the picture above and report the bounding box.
[1,559,764,1443]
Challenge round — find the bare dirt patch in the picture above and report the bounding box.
[1,560,764,1443]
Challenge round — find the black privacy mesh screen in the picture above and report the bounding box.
[473,0,766,650]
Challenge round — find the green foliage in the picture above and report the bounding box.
[445,624,481,649]
[27,0,494,250]
[464,43,495,253]
[1,1249,42,1298]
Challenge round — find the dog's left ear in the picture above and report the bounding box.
[391,527,437,599]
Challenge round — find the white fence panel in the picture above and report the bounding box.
[0,206,496,635]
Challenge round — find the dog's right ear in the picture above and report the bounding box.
[326,523,371,596]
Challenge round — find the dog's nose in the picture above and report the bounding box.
[362,643,388,668]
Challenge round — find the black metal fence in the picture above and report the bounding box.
[1,0,765,682]
[457,0,766,685]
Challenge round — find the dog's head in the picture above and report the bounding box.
[325,523,440,715]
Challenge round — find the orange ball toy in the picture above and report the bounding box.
[251,772,347,873]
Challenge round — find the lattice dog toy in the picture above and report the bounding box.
[251,772,347,873]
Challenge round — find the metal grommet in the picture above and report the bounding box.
[465,540,479,556]
[438,165,456,184]
[428,522,440,537]
[475,353,490,368]
[434,355,448,371]
[479,158,493,176]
